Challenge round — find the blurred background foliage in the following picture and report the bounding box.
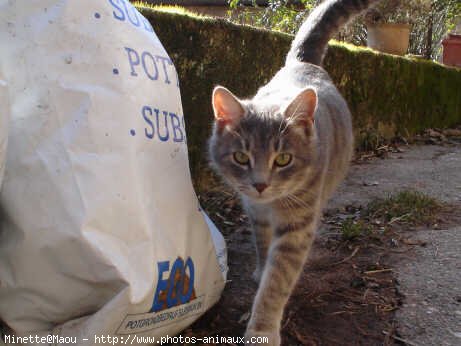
[228,0,461,59]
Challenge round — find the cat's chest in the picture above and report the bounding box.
[255,201,312,227]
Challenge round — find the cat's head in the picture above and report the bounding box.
[208,86,318,204]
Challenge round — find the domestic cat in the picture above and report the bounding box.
[208,0,379,344]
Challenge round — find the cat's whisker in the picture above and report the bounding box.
[228,127,247,149]
[277,116,286,135]
[286,100,304,122]
[287,200,299,222]
[280,198,296,222]
[279,122,290,137]
[287,194,311,210]
[279,104,307,137]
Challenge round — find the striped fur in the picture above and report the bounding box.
[208,1,379,345]
[287,0,379,65]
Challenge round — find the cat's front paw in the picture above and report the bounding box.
[244,329,280,346]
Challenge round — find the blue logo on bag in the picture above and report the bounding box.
[151,257,196,312]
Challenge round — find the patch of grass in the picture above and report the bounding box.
[332,190,445,243]
[341,218,371,240]
[357,128,387,152]
[366,190,442,225]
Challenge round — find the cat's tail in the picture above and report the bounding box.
[286,0,379,66]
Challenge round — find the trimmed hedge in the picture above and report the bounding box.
[137,6,461,188]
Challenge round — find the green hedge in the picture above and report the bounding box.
[137,7,461,188]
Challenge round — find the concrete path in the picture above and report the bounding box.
[327,144,461,346]
[396,227,461,346]
[331,144,461,208]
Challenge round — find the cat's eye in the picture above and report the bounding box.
[274,153,292,167]
[233,151,250,165]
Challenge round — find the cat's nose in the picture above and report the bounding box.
[253,183,268,193]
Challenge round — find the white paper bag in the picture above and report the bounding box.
[0,0,227,343]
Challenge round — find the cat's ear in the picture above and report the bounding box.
[283,88,317,127]
[212,86,245,126]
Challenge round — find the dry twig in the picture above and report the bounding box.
[364,268,393,275]
[331,246,360,265]
[382,330,418,346]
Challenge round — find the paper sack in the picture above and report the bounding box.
[0,0,227,343]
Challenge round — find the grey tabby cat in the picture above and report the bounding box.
[209,0,379,344]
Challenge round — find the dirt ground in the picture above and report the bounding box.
[185,192,457,346]
[180,135,461,346]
